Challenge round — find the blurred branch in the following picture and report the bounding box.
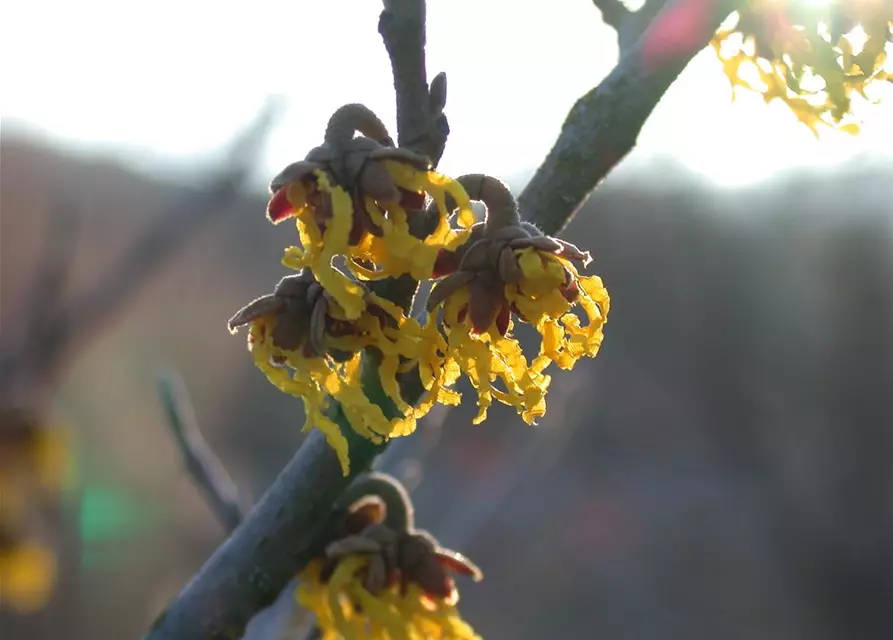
[25,203,81,344]
[593,0,630,30]
[157,369,247,533]
[142,1,741,637]
[593,0,670,53]
[143,426,386,640]
[0,101,281,402]
[157,367,312,640]
[0,205,80,406]
[520,0,740,233]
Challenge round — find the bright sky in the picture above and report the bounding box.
[2,0,892,188]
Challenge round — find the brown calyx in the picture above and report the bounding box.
[267,104,434,246]
[227,271,357,361]
[0,407,43,469]
[318,475,482,601]
[427,176,591,334]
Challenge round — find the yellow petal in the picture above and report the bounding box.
[0,542,56,614]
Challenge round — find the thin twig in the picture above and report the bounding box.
[157,368,307,640]
[379,0,448,163]
[0,204,81,404]
[592,0,630,31]
[157,369,246,533]
[143,423,388,639]
[593,0,670,53]
[520,0,740,233]
[141,1,741,637]
[26,203,81,336]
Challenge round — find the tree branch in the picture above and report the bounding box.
[593,0,630,31]
[521,0,740,233]
[144,423,387,639]
[594,0,671,54]
[157,369,247,533]
[374,0,449,309]
[0,206,80,407]
[379,0,448,163]
[142,1,742,637]
[158,367,315,640]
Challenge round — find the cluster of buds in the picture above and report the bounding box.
[0,407,71,614]
[711,0,893,134]
[229,104,608,474]
[297,473,482,639]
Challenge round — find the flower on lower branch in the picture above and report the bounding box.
[266,103,474,287]
[0,407,71,614]
[424,174,609,424]
[228,270,440,475]
[297,473,482,639]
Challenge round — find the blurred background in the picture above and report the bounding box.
[2,1,892,639]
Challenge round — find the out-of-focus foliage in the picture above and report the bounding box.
[712,0,893,134]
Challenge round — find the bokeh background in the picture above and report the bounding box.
[2,1,893,639]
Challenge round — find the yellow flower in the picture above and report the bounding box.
[0,541,56,614]
[273,169,368,320]
[0,408,71,614]
[297,473,482,639]
[267,104,475,288]
[228,272,439,475]
[298,559,480,640]
[711,1,892,134]
[424,175,609,424]
[434,293,552,425]
[509,248,610,372]
[0,407,72,492]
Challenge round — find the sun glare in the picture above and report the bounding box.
[844,25,870,55]
[1,0,889,190]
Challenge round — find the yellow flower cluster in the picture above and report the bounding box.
[232,274,458,475]
[423,175,609,425]
[0,542,57,614]
[231,109,609,474]
[276,164,474,288]
[298,558,480,640]
[230,105,477,474]
[0,409,71,614]
[712,0,892,134]
[296,474,482,640]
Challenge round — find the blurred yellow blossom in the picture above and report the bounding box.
[0,408,72,614]
[0,541,57,614]
[712,0,893,134]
